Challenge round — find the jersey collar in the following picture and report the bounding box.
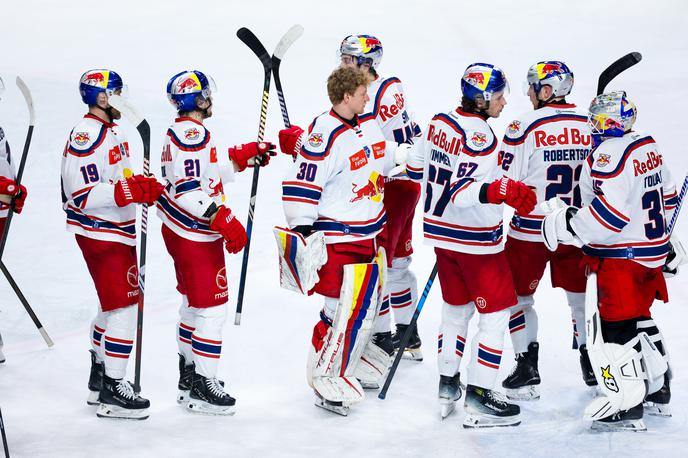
[84,113,115,128]
[175,117,204,126]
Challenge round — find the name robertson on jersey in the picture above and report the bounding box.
[543,148,590,162]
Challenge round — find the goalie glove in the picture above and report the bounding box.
[663,235,687,278]
[540,197,583,251]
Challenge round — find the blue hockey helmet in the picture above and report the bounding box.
[79,69,125,105]
[166,70,216,112]
[461,63,509,102]
[338,35,384,71]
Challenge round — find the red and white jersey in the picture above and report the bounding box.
[367,74,421,145]
[500,103,591,242]
[157,117,234,243]
[571,131,677,268]
[61,114,136,245]
[0,125,16,218]
[406,108,504,254]
[282,110,395,244]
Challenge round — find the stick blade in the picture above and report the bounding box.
[108,95,144,126]
[273,24,304,60]
[237,27,270,63]
[597,52,642,95]
[16,76,36,125]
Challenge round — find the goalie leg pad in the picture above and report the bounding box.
[273,227,327,294]
[638,331,668,395]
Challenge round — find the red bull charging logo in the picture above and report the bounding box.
[83,71,108,88]
[176,76,200,93]
[350,171,385,203]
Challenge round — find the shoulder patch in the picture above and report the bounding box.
[507,120,521,136]
[595,153,611,168]
[307,133,324,148]
[470,131,488,148]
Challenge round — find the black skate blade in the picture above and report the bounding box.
[187,399,236,416]
[591,418,646,432]
[96,403,149,420]
[315,397,349,416]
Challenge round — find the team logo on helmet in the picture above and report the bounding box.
[465,71,489,90]
[600,365,619,392]
[127,265,139,288]
[216,267,228,289]
[471,132,487,147]
[83,71,109,88]
[538,62,563,78]
[507,121,521,135]
[74,132,90,146]
[176,75,201,94]
[308,133,323,148]
[184,128,200,141]
[596,154,611,168]
[360,36,381,53]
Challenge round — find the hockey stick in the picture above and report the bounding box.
[668,174,687,234]
[272,25,304,129]
[234,26,302,325]
[597,52,642,95]
[0,406,9,458]
[0,261,53,347]
[0,77,35,259]
[379,263,438,400]
[107,95,150,393]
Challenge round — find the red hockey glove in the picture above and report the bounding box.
[0,177,27,214]
[114,174,165,207]
[228,142,276,172]
[278,125,304,159]
[485,177,537,214]
[210,206,247,254]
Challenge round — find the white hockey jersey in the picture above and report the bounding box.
[282,110,395,244]
[501,103,591,242]
[0,125,16,218]
[367,75,421,145]
[157,117,235,243]
[406,108,504,254]
[61,114,136,245]
[571,131,677,268]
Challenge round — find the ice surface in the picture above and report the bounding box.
[0,1,687,456]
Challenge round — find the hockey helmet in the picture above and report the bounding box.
[79,69,125,106]
[461,63,509,102]
[588,90,637,144]
[525,61,574,97]
[166,70,216,112]
[338,35,383,71]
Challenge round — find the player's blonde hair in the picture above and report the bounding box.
[327,67,372,105]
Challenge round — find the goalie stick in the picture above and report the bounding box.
[379,263,438,400]
[234,26,303,325]
[107,94,151,393]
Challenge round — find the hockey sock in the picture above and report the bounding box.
[191,304,227,378]
[372,294,391,334]
[90,311,107,362]
[637,317,669,363]
[102,305,137,379]
[508,295,534,354]
[438,302,473,377]
[388,256,418,325]
[177,295,194,364]
[469,308,509,389]
[566,291,586,349]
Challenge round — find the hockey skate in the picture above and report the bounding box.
[591,403,646,432]
[438,373,462,419]
[97,375,150,420]
[579,345,597,387]
[314,393,350,416]
[177,355,226,404]
[392,323,423,361]
[357,332,394,390]
[87,350,104,406]
[463,385,521,428]
[502,342,540,401]
[187,374,235,415]
[644,372,671,417]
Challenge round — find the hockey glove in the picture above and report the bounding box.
[228,142,276,172]
[541,198,583,251]
[210,206,247,254]
[663,235,687,278]
[278,125,304,159]
[0,177,28,214]
[484,177,537,214]
[114,174,165,207]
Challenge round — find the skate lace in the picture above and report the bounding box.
[115,380,138,400]
[487,390,509,408]
[206,377,228,398]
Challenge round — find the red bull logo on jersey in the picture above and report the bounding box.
[470,132,487,148]
[208,177,224,198]
[351,171,384,203]
[534,127,591,148]
[379,93,405,122]
[184,128,200,141]
[74,132,90,146]
[308,133,323,148]
[633,151,663,176]
[507,121,521,135]
[427,124,460,156]
[596,154,611,168]
[83,71,108,88]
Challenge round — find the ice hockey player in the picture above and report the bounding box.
[499,61,594,400]
[61,69,164,419]
[541,90,683,431]
[158,70,275,415]
[280,66,407,415]
[279,35,424,374]
[0,74,28,364]
[406,63,535,427]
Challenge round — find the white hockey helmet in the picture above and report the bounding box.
[526,61,574,98]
